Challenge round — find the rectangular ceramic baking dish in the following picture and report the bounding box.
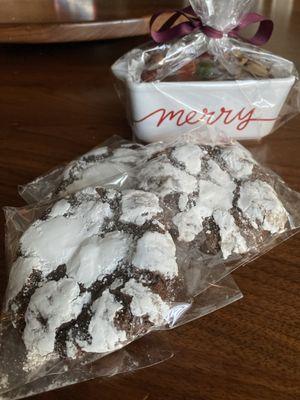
[112,63,295,142]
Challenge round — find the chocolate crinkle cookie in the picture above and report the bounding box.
[137,142,290,260]
[21,140,165,202]
[5,187,181,367]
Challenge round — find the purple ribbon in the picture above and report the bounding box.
[150,6,273,46]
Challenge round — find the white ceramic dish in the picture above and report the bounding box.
[112,64,295,142]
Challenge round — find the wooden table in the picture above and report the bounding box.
[0,0,186,43]
[0,0,299,399]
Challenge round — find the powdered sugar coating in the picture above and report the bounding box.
[122,279,171,325]
[138,155,198,197]
[173,175,235,243]
[206,159,233,187]
[132,231,178,278]
[238,180,289,233]
[213,210,248,259]
[5,256,43,310]
[199,177,235,210]
[171,143,203,175]
[178,193,189,211]
[23,278,90,358]
[20,199,112,273]
[220,145,255,179]
[173,204,209,242]
[67,231,133,287]
[137,144,240,256]
[48,199,71,217]
[120,190,162,226]
[78,290,127,354]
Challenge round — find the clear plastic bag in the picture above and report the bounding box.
[18,127,300,293]
[0,329,175,400]
[1,190,242,399]
[111,0,300,143]
[8,127,300,397]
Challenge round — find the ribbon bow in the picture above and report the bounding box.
[150,6,273,46]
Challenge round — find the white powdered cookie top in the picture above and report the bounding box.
[199,177,235,209]
[21,217,88,269]
[178,193,189,211]
[72,200,113,230]
[221,145,255,179]
[67,231,133,287]
[20,199,112,272]
[79,289,127,354]
[132,231,178,277]
[173,204,210,243]
[238,180,288,234]
[5,256,43,310]
[171,143,204,175]
[23,278,90,357]
[48,199,71,217]
[173,177,236,243]
[213,210,248,259]
[120,190,162,226]
[206,159,233,187]
[138,155,198,197]
[122,279,170,325]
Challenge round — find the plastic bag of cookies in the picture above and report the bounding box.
[18,127,300,294]
[0,186,242,399]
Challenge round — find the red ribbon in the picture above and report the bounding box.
[150,6,273,46]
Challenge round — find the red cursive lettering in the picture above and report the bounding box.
[185,111,199,125]
[135,106,277,132]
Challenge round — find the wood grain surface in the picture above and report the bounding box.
[0,0,299,399]
[0,0,187,43]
